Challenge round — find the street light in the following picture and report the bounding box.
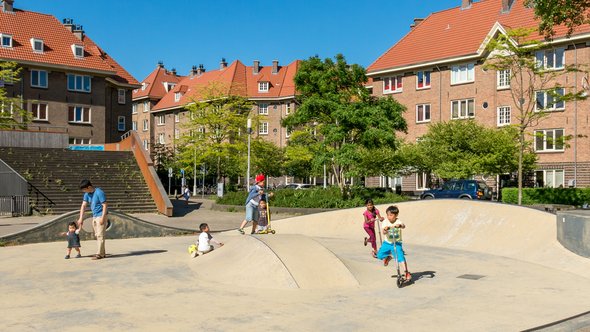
[246,118,252,192]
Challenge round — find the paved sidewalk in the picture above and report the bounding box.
[0,197,298,237]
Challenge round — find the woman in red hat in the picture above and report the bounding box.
[237,174,266,234]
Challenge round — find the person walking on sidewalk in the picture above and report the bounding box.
[76,179,108,260]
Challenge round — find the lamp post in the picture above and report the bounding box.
[246,118,252,192]
[193,143,197,196]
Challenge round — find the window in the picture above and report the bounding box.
[416,104,431,123]
[71,44,84,58]
[416,71,431,89]
[497,69,510,89]
[68,106,91,123]
[286,127,292,138]
[141,82,149,91]
[132,103,137,114]
[31,103,48,121]
[258,81,269,92]
[536,88,565,111]
[143,119,148,131]
[259,103,268,115]
[175,113,180,123]
[451,99,475,119]
[143,139,149,151]
[67,74,91,92]
[118,89,126,104]
[31,70,48,88]
[157,114,165,125]
[117,116,125,131]
[0,102,13,117]
[535,129,564,152]
[1,34,12,47]
[69,138,91,145]
[383,75,403,93]
[175,129,180,139]
[259,122,268,135]
[536,48,565,70]
[174,92,182,102]
[451,63,475,84]
[535,170,564,188]
[286,103,292,115]
[497,106,511,126]
[143,101,150,112]
[132,121,137,131]
[30,38,43,53]
[164,82,176,92]
[158,133,165,144]
[416,172,428,190]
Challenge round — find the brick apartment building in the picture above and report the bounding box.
[0,0,139,144]
[367,0,590,193]
[132,58,299,155]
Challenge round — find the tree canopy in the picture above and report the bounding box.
[0,61,29,129]
[525,0,590,38]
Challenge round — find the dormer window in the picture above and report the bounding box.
[71,44,84,58]
[30,38,44,53]
[1,33,12,48]
[174,92,182,102]
[141,82,149,91]
[164,82,176,92]
[258,81,269,92]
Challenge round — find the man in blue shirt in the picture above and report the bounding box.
[76,179,108,260]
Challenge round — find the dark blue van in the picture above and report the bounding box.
[420,179,492,200]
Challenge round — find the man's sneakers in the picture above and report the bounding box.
[237,228,245,235]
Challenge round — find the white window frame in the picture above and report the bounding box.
[69,138,92,145]
[258,81,269,92]
[416,104,431,123]
[143,100,150,112]
[497,69,510,89]
[383,75,403,93]
[175,113,180,123]
[143,139,149,151]
[535,88,565,111]
[1,33,13,48]
[174,92,182,102]
[30,69,48,88]
[497,106,511,126]
[71,44,84,58]
[416,70,431,89]
[164,82,176,92]
[536,48,565,70]
[285,103,292,115]
[174,128,180,139]
[143,119,148,131]
[67,74,91,93]
[117,116,125,132]
[68,106,91,124]
[535,128,565,152]
[286,127,292,138]
[157,114,165,126]
[451,98,475,119]
[259,122,268,135]
[117,89,126,104]
[451,63,475,85]
[30,38,44,53]
[31,102,48,121]
[416,172,428,190]
[0,102,13,118]
[259,103,268,115]
[535,169,565,188]
[158,133,165,144]
[132,103,137,114]
[132,121,137,131]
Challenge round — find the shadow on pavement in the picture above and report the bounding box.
[391,270,437,287]
[172,200,203,217]
[105,250,168,258]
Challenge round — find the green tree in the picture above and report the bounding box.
[177,82,253,183]
[250,139,284,178]
[525,0,590,38]
[282,131,318,179]
[484,27,584,204]
[283,54,407,192]
[0,61,30,129]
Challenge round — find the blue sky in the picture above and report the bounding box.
[18,0,462,81]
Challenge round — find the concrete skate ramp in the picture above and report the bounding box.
[271,200,590,278]
[188,234,359,289]
[0,210,196,246]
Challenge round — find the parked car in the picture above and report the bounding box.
[420,179,492,200]
[284,183,314,190]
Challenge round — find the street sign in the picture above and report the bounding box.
[181,169,185,176]
[168,167,173,177]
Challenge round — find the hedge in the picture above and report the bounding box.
[501,187,590,206]
[217,186,408,209]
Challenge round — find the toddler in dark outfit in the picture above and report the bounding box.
[62,221,81,259]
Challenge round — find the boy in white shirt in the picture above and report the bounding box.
[376,205,411,281]
[192,223,223,258]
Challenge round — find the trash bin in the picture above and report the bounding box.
[395,184,402,195]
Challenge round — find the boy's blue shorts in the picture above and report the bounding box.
[377,241,405,263]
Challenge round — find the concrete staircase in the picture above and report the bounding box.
[0,147,158,215]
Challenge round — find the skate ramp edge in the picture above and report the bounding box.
[188,234,359,290]
[0,210,196,246]
[271,200,590,278]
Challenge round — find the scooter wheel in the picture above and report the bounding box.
[271,230,276,234]
[396,278,403,288]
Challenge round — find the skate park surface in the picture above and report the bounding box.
[2,200,590,331]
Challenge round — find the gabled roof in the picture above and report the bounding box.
[246,60,300,99]
[367,0,590,75]
[0,7,138,85]
[133,64,183,100]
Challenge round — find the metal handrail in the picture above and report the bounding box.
[27,182,55,207]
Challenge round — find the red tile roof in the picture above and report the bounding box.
[367,0,590,74]
[152,60,300,112]
[0,7,138,84]
[133,64,183,100]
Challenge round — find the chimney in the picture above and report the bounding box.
[190,65,198,77]
[62,18,74,31]
[253,60,260,74]
[220,58,227,69]
[501,0,514,13]
[171,68,177,76]
[461,0,472,9]
[3,0,14,12]
[197,64,205,76]
[410,18,424,30]
[272,60,279,74]
[72,24,84,40]
[157,61,164,68]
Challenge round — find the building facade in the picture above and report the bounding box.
[366,0,590,193]
[0,0,139,144]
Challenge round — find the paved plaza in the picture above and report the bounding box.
[1,200,590,331]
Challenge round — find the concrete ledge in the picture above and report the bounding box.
[211,203,336,215]
[556,210,590,258]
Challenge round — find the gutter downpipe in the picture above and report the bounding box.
[435,65,443,121]
[573,42,578,187]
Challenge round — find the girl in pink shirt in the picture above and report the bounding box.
[362,199,384,258]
